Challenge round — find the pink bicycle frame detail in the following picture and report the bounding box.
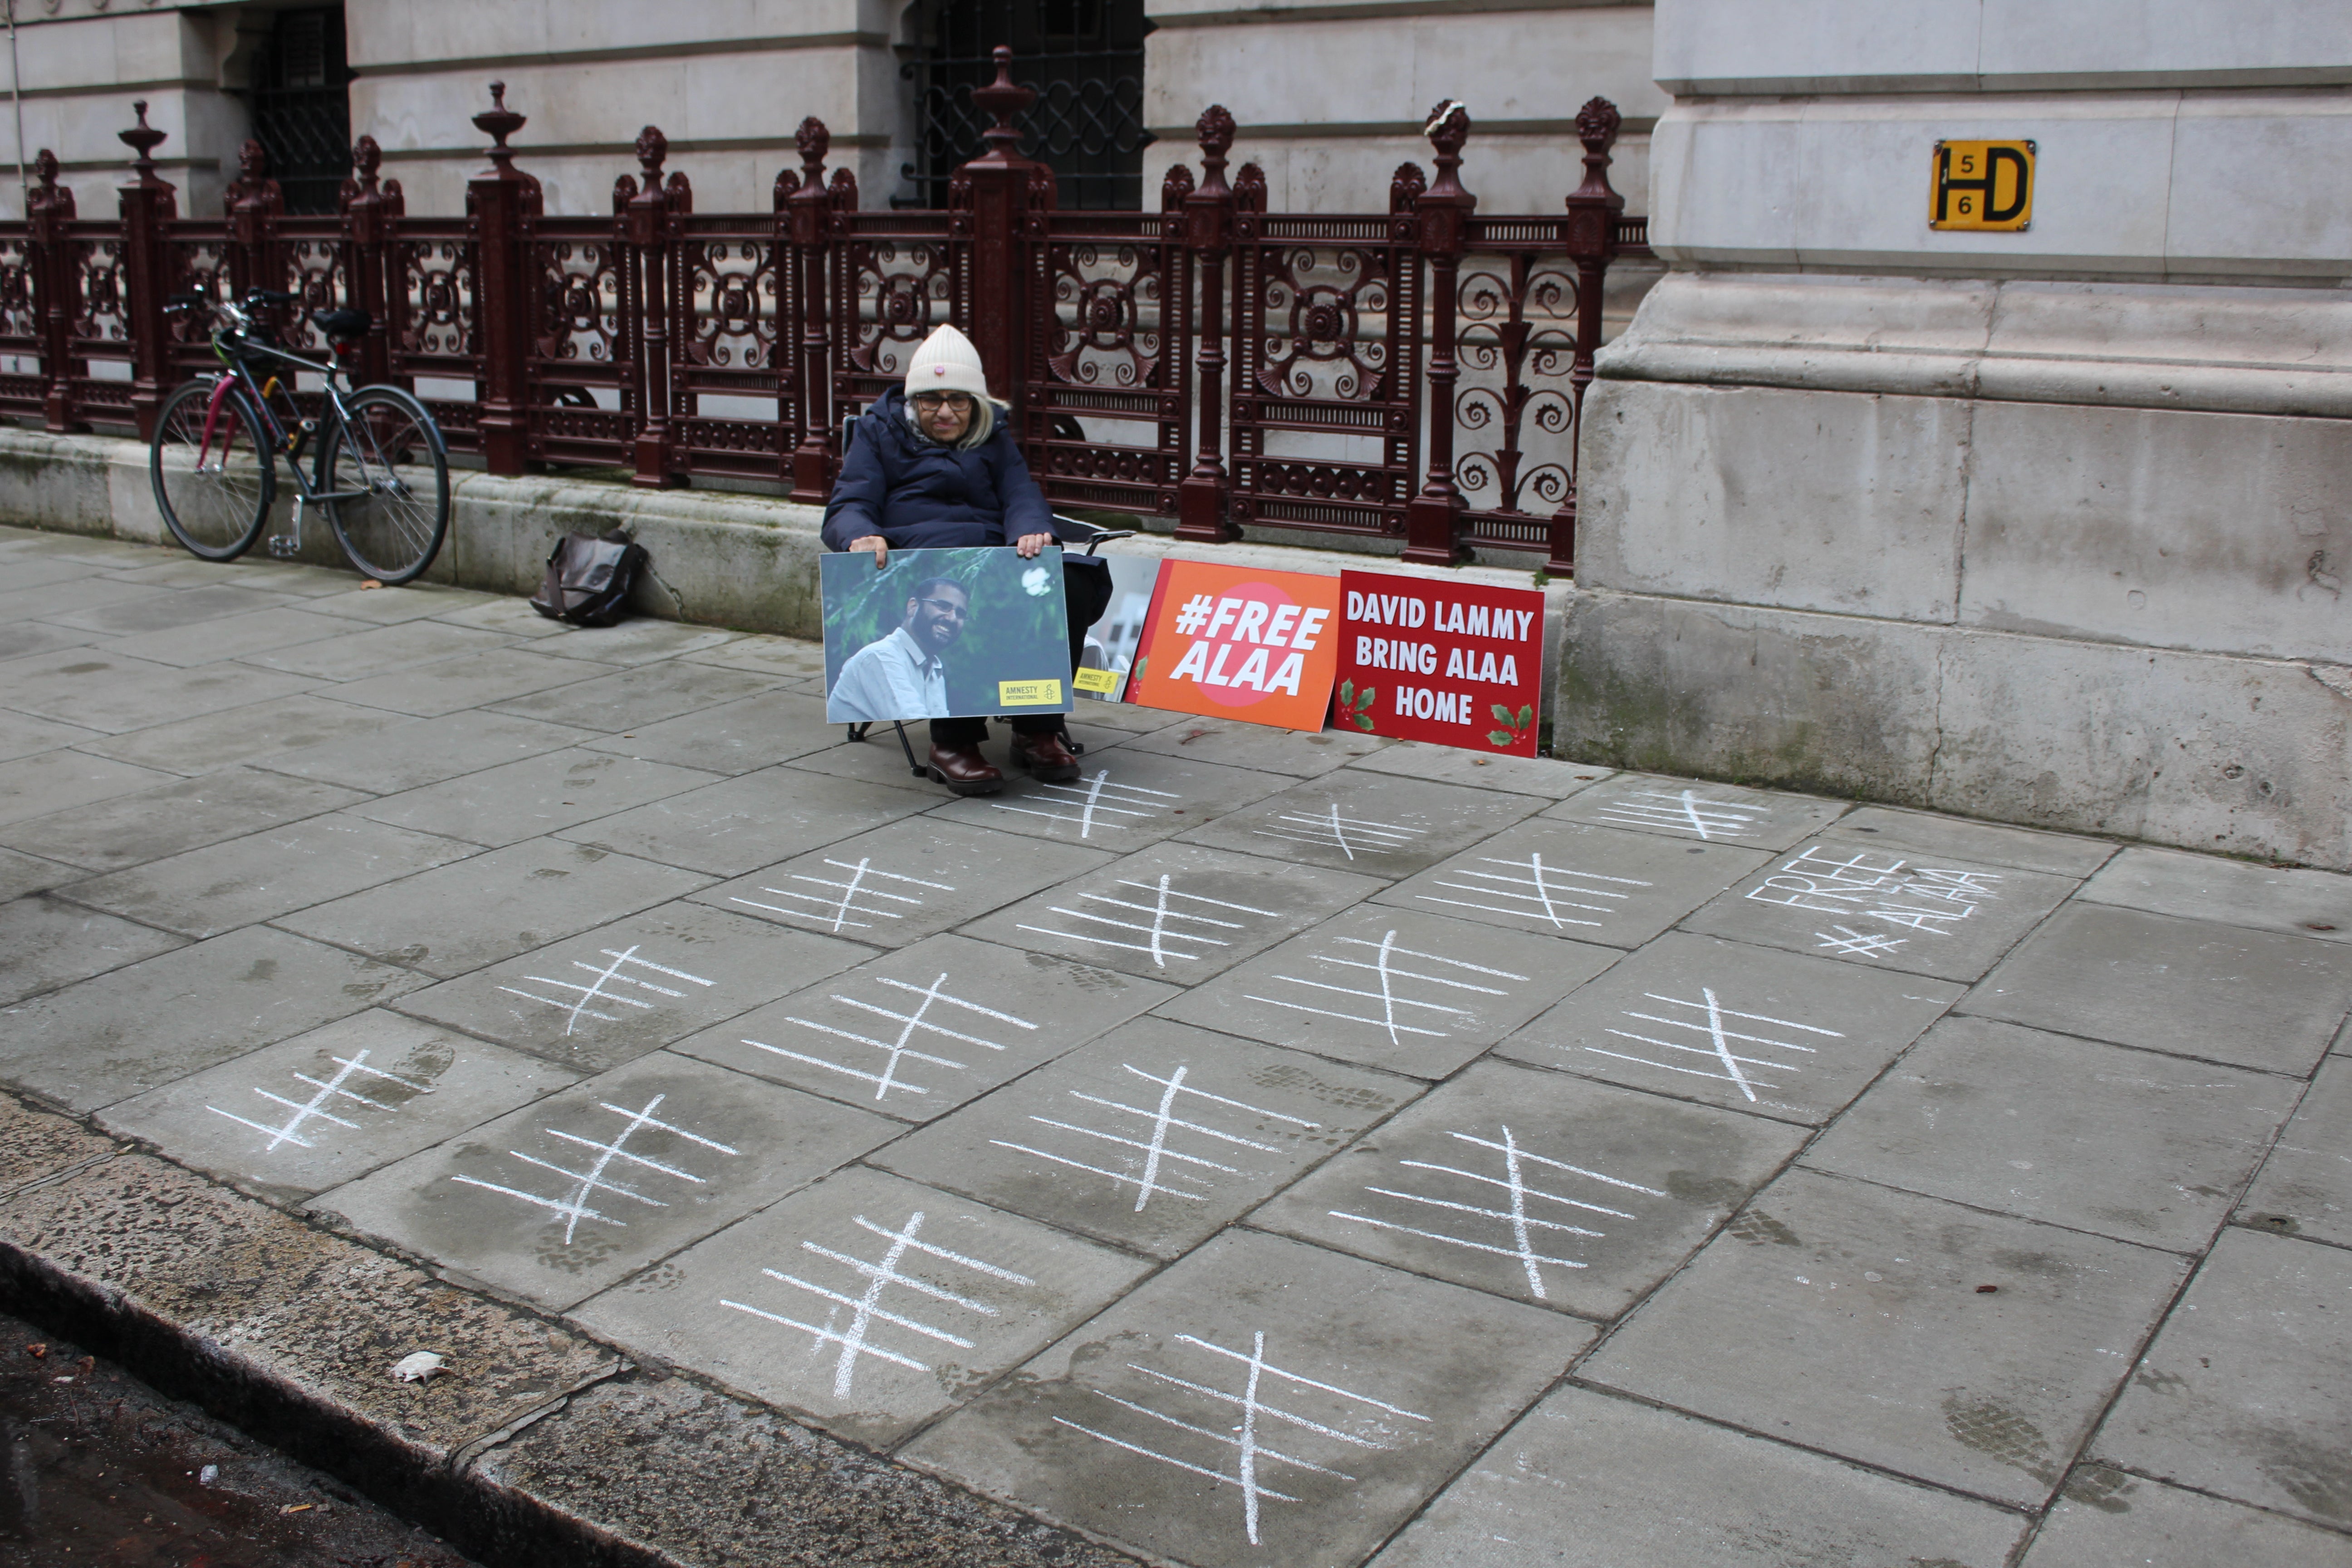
[196,375,242,466]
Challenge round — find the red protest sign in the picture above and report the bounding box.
[1334,572,1545,755]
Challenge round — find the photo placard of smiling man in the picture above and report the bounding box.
[827,571,972,723]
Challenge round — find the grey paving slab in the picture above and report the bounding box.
[0,767,369,872]
[313,1049,899,1310]
[676,632,831,682]
[0,572,166,622]
[1804,1016,2298,1253]
[2080,846,2352,944]
[397,901,866,1073]
[535,619,743,666]
[0,748,179,828]
[1115,713,1390,776]
[1540,771,1852,851]
[275,836,710,979]
[0,846,76,899]
[486,659,779,731]
[1056,696,1193,733]
[903,1228,1591,1568]
[872,1018,1413,1258]
[46,582,296,635]
[0,647,318,734]
[17,535,162,567]
[353,748,723,847]
[0,925,426,1111]
[241,617,514,680]
[301,582,498,623]
[1960,903,2352,1075]
[560,768,933,878]
[1177,771,1547,880]
[677,933,1176,1122]
[782,722,1138,796]
[1681,838,2080,981]
[423,594,576,638]
[0,619,104,663]
[691,818,1114,946]
[1814,804,2121,878]
[0,892,188,1007]
[0,710,100,762]
[2241,1055,2352,1247]
[102,556,298,588]
[1372,818,1770,950]
[0,553,108,590]
[1253,1060,1808,1319]
[97,605,355,667]
[72,693,414,776]
[2025,1463,2352,1568]
[1367,1385,2027,1568]
[2093,1229,2352,1529]
[1343,741,1613,799]
[1158,906,1618,1079]
[327,647,618,717]
[926,747,1294,851]
[192,560,364,598]
[577,686,838,774]
[961,840,1386,983]
[1498,931,1964,1126]
[573,1164,1155,1448]
[66,813,479,940]
[98,1009,576,1203]
[251,707,598,793]
[1582,1166,2192,1509]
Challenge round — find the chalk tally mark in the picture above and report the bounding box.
[1252,803,1425,862]
[1586,985,1843,1102]
[991,768,1180,839]
[1246,929,1526,1045]
[206,1048,432,1153]
[744,970,1038,1103]
[1055,1329,1431,1546]
[721,1208,1034,1399]
[1746,846,2002,943]
[497,943,715,1037]
[730,856,955,934]
[1018,874,1279,968]
[991,1062,1317,1212]
[1417,852,1652,931]
[450,1093,740,1244]
[1330,1125,1664,1300]
[1595,789,1765,842]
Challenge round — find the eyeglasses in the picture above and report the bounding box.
[915,595,968,617]
[911,392,973,413]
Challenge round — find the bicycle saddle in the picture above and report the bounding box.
[311,307,370,343]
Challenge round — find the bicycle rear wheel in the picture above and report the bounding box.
[151,377,274,561]
[321,386,449,585]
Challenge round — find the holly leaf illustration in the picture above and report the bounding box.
[1517,704,1534,729]
[1487,730,1515,747]
[1358,686,1377,710]
[1491,704,1515,726]
[1338,679,1355,707]
[1354,714,1377,731]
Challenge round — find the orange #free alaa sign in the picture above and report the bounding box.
[1125,559,1345,731]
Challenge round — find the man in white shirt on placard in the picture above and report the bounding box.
[828,575,969,723]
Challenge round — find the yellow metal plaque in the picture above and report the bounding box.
[997,678,1063,706]
[1930,140,2035,231]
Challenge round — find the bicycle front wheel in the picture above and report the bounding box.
[151,377,274,561]
[322,386,450,585]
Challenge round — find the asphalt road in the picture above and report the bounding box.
[0,1308,476,1568]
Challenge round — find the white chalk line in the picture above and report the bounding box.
[206,1049,432,1154]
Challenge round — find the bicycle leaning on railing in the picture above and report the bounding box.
[149,289,452,585]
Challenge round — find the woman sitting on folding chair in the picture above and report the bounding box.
[821,323,1101,798]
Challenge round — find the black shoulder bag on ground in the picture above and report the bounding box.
[531,529,648,626]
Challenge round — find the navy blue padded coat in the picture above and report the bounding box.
[819,384,1054,552]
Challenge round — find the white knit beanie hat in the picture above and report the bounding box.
[905,324,991,401]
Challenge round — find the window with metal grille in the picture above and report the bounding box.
[906,0,1151,211]
[247,5,353,216]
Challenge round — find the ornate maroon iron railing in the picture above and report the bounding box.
[0,57,1646,575]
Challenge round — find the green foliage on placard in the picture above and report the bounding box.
[1336,679,1378,732]
[1488,702,1536,749]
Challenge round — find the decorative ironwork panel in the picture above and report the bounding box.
[390,221,477,369]
[525,216,633,465]
[276,218,350,353]
[671,218,788,478]
[1228,214,1422,537]
[1451,244,1579,554]
[68,229,130,353]
[0,233,34,346]
[1023,210,1183,514]
[834,213,963,416]
[908,0,1150,211]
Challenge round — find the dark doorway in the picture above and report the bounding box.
[906,0,1151,211]
[247,5,354,215]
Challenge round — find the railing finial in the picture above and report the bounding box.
[119,99,168,184]
[475,80,526,171]
[971,45,1034,162]
[1194,103,1234,199]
